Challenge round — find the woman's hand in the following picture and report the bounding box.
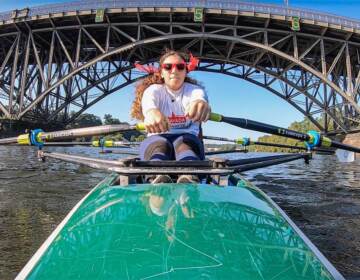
[144,109,170,133]
[186,100,211,122]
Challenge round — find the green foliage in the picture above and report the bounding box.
[110,133,124,141]
[135,134,146,142]
[102,114,142,140]
[70,113,102,128]
[104,114,121,125]
[67,113,102,141]
[92,133,124,141]
[249,135,303,153]
[288,118,317,133]
[130,134,146,142]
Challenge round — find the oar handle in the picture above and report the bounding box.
[135,123,146,131]
[209,112,223,122]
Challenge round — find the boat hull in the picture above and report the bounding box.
[17,174,343,279]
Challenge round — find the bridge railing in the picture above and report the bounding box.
[0,0,359,30]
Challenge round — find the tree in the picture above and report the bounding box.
[104,114,121,125]
[71,113,102,128]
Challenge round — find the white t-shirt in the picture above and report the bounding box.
[141,82,208,136]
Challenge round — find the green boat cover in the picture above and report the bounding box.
[24,174,337,280]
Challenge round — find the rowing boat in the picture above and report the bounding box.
[12,152,344,279]
[16,172,343,280]
[2,112,356,279]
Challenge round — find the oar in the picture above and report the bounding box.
[203,135,334,154]
[43,140,139,148]
[0,124,145,146]
[99,147,247,156]
[2,112,357,158]
[209,113,359,160]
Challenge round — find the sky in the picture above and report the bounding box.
[1,0,359,140]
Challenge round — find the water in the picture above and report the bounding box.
[0,146,359,279]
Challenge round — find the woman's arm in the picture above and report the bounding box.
[186,87,211,122]
[144,109,170,133]
[186,100,211,122]
[141,86,170,133]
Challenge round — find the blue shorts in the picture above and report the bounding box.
[140,133,205,161]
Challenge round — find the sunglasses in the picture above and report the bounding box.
[161,63,186,71]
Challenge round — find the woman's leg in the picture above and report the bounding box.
[173,133,205,161]
[140,135,174,161]
[140,135,174,183]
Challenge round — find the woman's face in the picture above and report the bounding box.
[161,54,187,91]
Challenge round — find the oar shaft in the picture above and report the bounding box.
[92,140,140,147]
[221,116,309,141]
[203,135,235,143]
[210,113,360,153]
[43,141,140,147]
[203,135,308,150]
[40,124,138,141]
[0,137,18,145]
[0,123,145,145]
[44,142,92,146]
[205,149,246,155]
[330,140,360,153]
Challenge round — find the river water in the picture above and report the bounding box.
[0,146,359,279]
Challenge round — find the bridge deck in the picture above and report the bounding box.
[0,0,360,32]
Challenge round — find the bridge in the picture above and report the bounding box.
[0,0,359,134]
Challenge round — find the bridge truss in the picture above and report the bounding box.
[0,1,359,133]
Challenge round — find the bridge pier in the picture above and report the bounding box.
[343,133,360,159]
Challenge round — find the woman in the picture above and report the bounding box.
[131,50,211,183]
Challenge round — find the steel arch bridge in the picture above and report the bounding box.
[0,0,360,134]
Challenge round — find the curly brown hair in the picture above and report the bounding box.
[130,50,200,120]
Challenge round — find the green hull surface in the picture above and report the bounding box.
[19,174,342,280]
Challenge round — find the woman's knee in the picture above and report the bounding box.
[140,135,173,160]
[173,134,205,160]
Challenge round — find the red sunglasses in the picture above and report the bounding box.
[161,63,186,71]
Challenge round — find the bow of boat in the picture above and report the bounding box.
[17,173,343,280]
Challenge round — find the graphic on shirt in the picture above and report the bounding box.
[168,112,192,129]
